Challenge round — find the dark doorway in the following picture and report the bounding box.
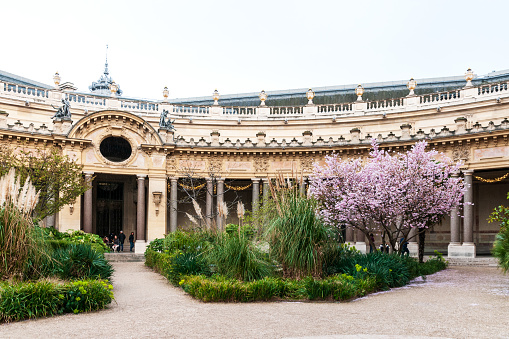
[96,182,124,237]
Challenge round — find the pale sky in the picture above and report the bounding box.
[2,0,508,101]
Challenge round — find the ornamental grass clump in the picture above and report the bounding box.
[0,168,43,280]
[206,232,273,282]
[266,174,332,278]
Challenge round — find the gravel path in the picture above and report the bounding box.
[1,263,508,339]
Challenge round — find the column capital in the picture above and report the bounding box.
[206,177,213,182]
[137,174,147,179]
[251,178,261,182]
[216,178,225,183]
[170,177,178,183]
[262,178,270,183]
[462,169,474,175]
[84,171,94,176]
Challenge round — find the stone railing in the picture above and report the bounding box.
[1,78,509,120]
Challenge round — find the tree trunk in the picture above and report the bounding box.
[418,228,426,263]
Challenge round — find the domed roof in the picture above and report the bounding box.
[89,51,122,96]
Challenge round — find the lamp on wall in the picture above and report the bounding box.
[152,191,162,216]
[69,199,76,215]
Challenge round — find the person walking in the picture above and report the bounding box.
[119,230,126,252]
[129,232,135,252]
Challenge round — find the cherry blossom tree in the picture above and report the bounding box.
[310,140,465,260]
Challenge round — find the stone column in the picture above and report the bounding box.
[462,170,476,257]
[83,172,94,234]
[206,178,213,228]
[216,178,224,230]
[345,226,354,244]
[354,229,367,254]
[262,178,270,203]
[448,172,462,257]
[408,227,418,257]
[299,177,307,197]
[136,175,146,241]
[170,178,178,233]
[252,178,260,214]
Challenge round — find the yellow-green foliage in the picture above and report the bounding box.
[0,279,113,322]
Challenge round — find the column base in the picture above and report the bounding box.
[135,240,147,254]
[461,243,477,258]
[448,243,476,258]
[353,241,367,254]
[408,242,418,258]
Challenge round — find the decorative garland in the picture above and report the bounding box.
[167,181,253,191]
[474,173,509,183]
[225,183,252,191]
[178,182,206,190]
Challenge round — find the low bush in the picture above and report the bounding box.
[303,274,377,301]
[179,273,376,302]
[62,280,114,314]
[51,243,113,280]
[180,275,300,302]
[42,228,110,254]
[325,252,412,289]
[0,279,113,322]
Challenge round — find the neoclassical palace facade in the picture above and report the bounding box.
[1,67,508,257]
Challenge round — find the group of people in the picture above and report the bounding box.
[368,233,410,256]
[103,231,135,252]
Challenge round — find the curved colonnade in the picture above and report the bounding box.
[1,75,508,257]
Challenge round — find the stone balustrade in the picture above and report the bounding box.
[1,78,508,122]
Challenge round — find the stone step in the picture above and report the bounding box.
[446,257,499,267]
[104,253,145,262]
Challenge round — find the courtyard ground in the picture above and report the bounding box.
[1,262,508,339]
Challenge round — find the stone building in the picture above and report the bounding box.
[0,66,508,257]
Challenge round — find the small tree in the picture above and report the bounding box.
[310,140,465,261]
[0,146,90,221]
[488,192,509,273]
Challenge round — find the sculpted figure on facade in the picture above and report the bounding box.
[159,109,175,131]
[52,98,71,120]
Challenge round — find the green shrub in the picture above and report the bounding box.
[418,252,448,276]
[492,222,509,273]
[164,230,213,254]
[206,233,273,282]
[0,279,113,322]
[62,280,114,314]
[51,243,113,280]
[326,252,411,289]
[147,238,165,252]
[488,192,509,272]
[40,227,110,254]
[303,274,377,301]
[225,224,255,238]
[169,251,210,284]
[180,275,300,302]
[0,281,62,322]
[178,274,376,303]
